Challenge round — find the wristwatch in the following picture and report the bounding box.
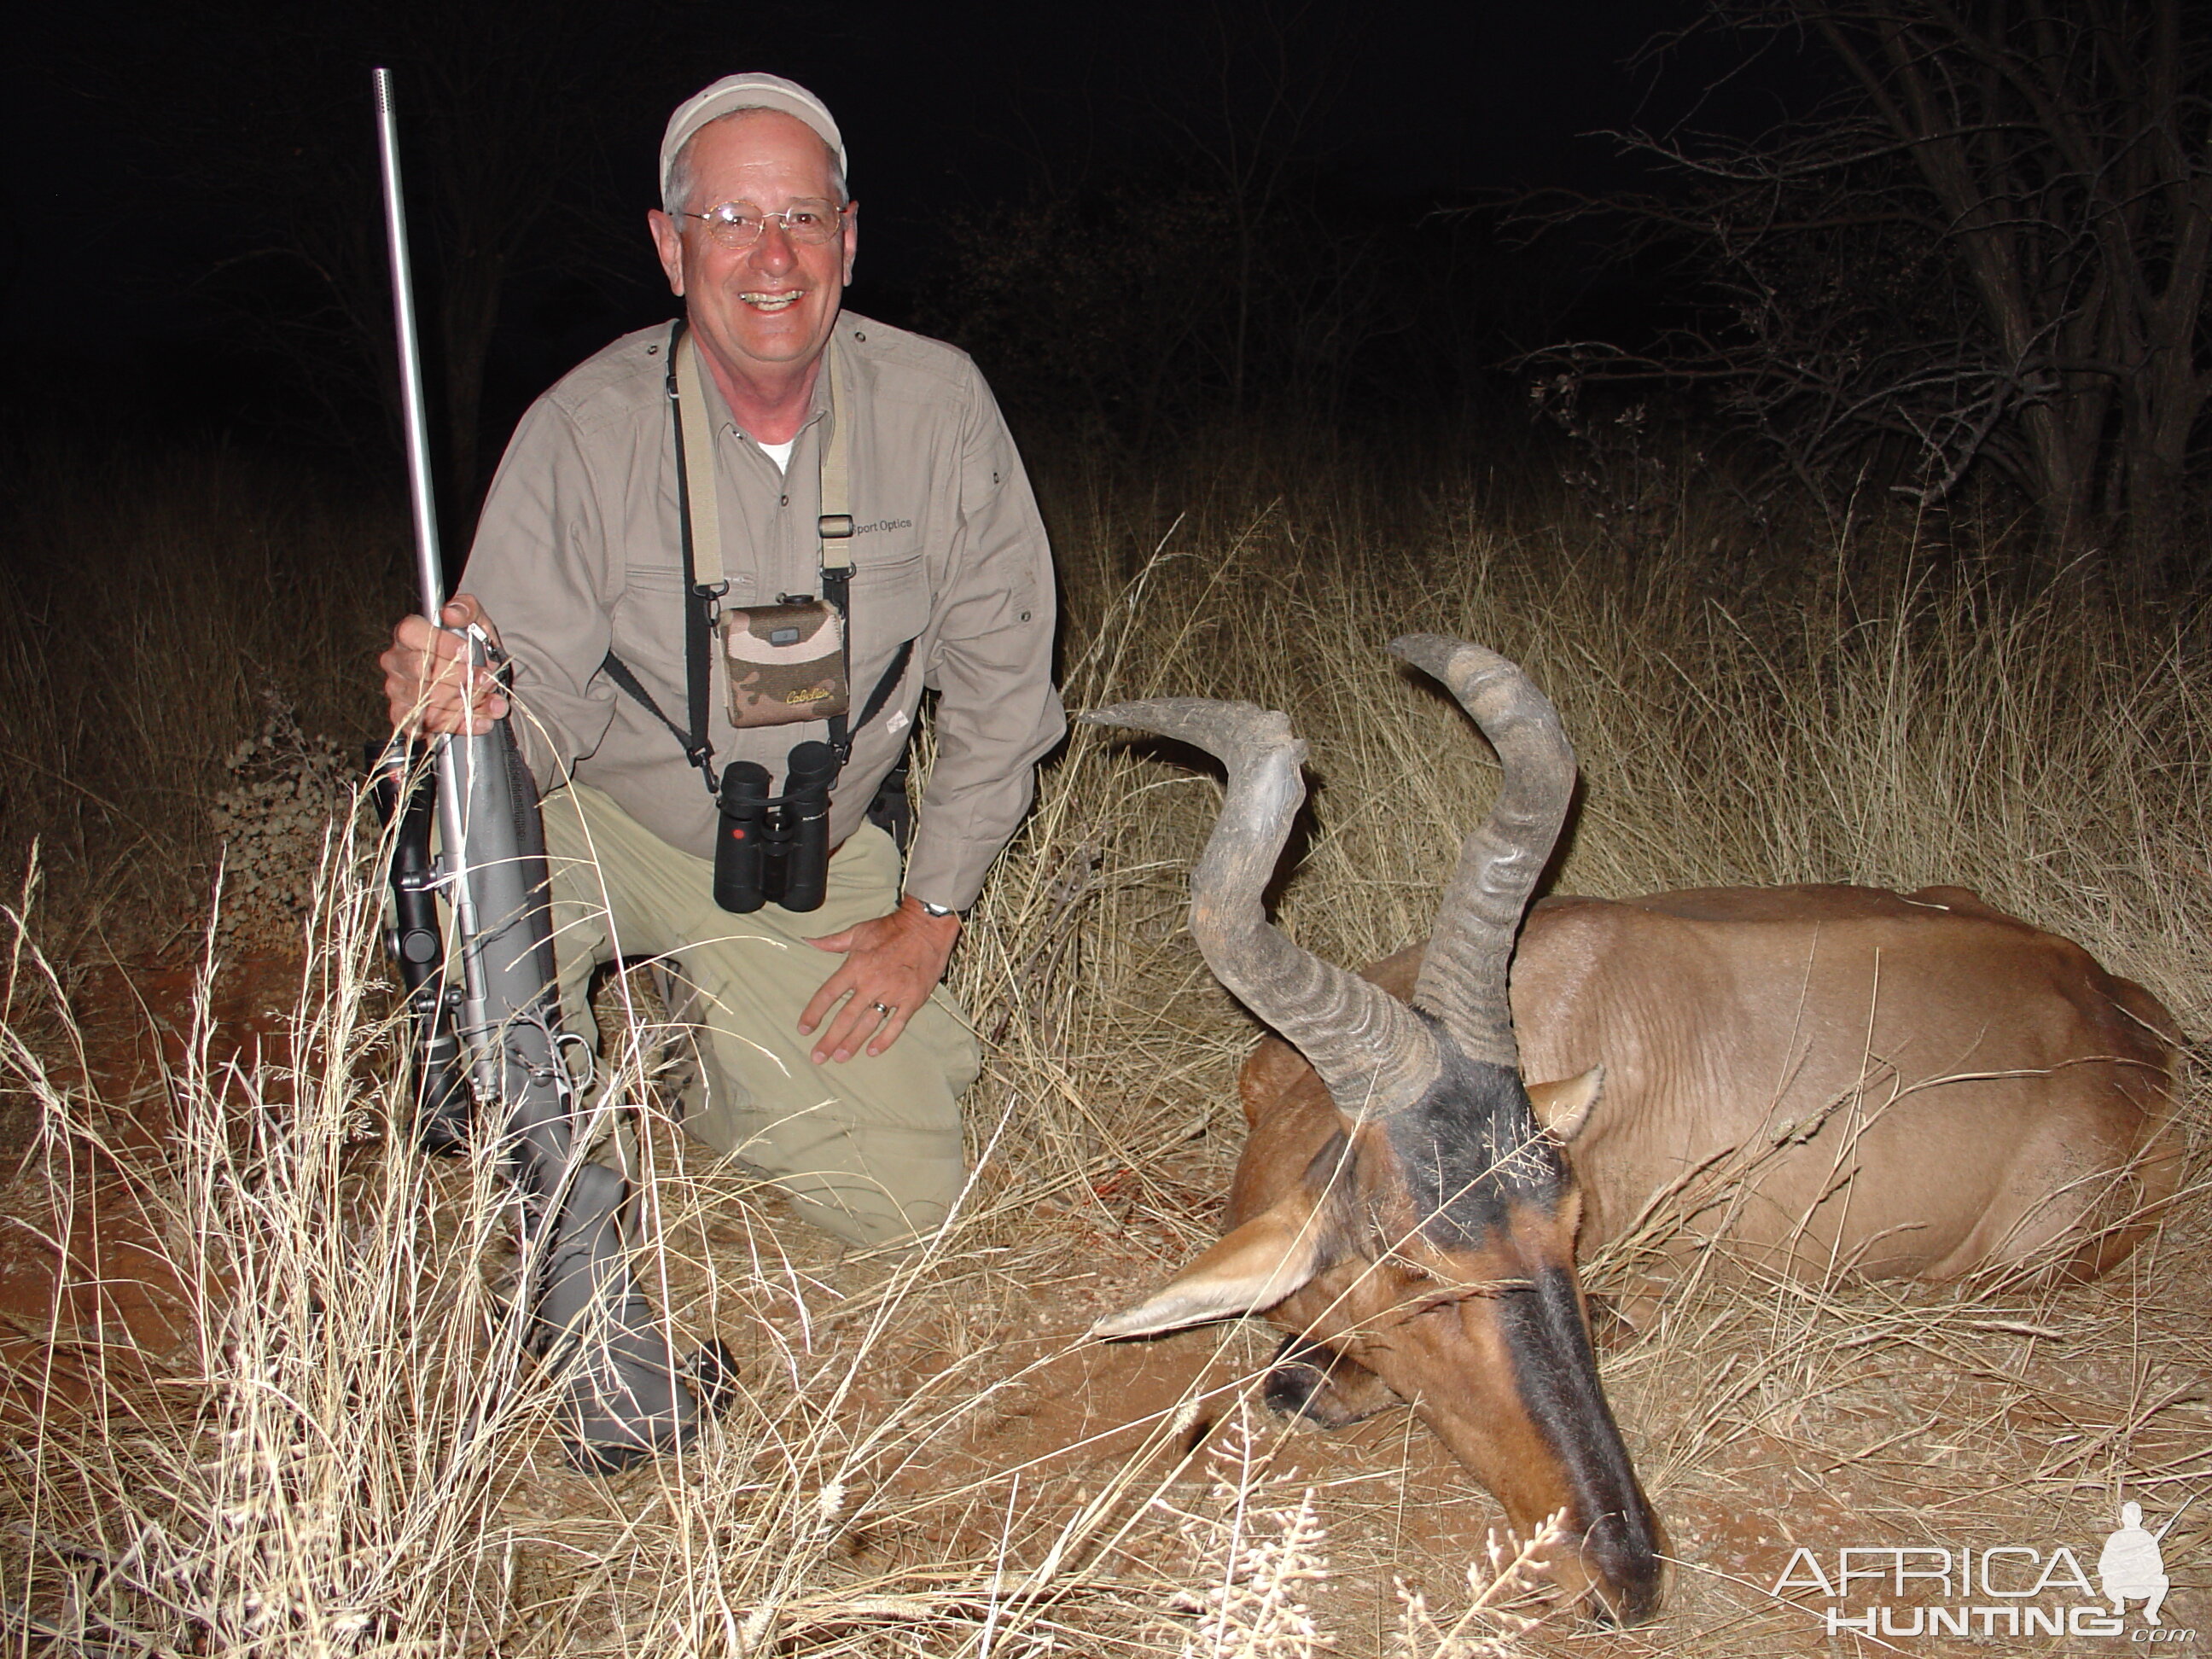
[915,898,960,920]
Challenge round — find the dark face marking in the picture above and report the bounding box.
[1495,1260,1665,1625]
[1374,1026,1569,1251]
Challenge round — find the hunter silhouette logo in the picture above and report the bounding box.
[2102,1502,2174,1626]
[1767,1493,2197,1641]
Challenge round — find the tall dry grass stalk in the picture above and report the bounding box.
[0,439,405,955]
[0,457,2204,1655]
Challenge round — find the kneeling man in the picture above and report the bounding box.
[381,73,1062,1246]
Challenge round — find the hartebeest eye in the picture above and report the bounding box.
[1385,1251,1534,1303]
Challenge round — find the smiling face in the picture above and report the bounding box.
[648,108,857,398]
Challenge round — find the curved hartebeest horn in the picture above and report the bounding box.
[1082,699,1441,1119]
[1388,636,1578,1069]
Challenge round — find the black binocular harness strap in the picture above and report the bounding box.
[670,318,719,789]
[598,317,913,797]
[599,638,912,787]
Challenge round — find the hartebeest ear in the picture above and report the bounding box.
[1527,1065,1604,1144]
[1090,1189,1331,1339]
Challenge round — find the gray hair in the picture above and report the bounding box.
[662,110,847,218]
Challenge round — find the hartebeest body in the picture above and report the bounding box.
[1086,637,2181,1629]
[1336,885,2180,1308]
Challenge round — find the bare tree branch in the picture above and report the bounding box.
[1524,0,2212,575]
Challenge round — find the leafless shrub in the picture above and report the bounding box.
[207,699,358,952]
[1526,0,2212,579]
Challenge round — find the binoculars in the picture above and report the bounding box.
[714,739,838,913]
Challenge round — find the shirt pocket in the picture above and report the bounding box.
[846,544,928,694]
[611,562,690,672]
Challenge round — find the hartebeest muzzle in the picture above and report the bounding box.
[1084,637,1665,1625]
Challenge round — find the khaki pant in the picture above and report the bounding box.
[539,782,978,1247]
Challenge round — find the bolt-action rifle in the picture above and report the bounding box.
[365,67,725,1470]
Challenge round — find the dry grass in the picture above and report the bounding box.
[0,439,404,957]
[0,457,2205,1656]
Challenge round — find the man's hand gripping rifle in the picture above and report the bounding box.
[368,68,725,1472]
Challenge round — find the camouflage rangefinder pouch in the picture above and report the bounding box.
[720,596,849,728]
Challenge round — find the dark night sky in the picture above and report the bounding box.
[0,0,1826,501]
[3,3,1711,350]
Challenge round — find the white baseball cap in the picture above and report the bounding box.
[660,73,847,204]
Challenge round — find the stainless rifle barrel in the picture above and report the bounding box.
[373,67,446,621]
[373,67,486,1023]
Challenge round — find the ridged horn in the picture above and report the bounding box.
[1084,699,1441,1119]
[1388,637,1578,1068]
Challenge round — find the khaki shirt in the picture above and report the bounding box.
[461,313,1063,912]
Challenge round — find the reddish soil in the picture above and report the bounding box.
[0,949,302,1417]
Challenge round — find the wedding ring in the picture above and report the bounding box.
[870,1000,896,1016]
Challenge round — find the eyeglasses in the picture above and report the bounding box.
[676,199,848,249]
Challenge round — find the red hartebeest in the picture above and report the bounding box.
[1086,637,2181,1629]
